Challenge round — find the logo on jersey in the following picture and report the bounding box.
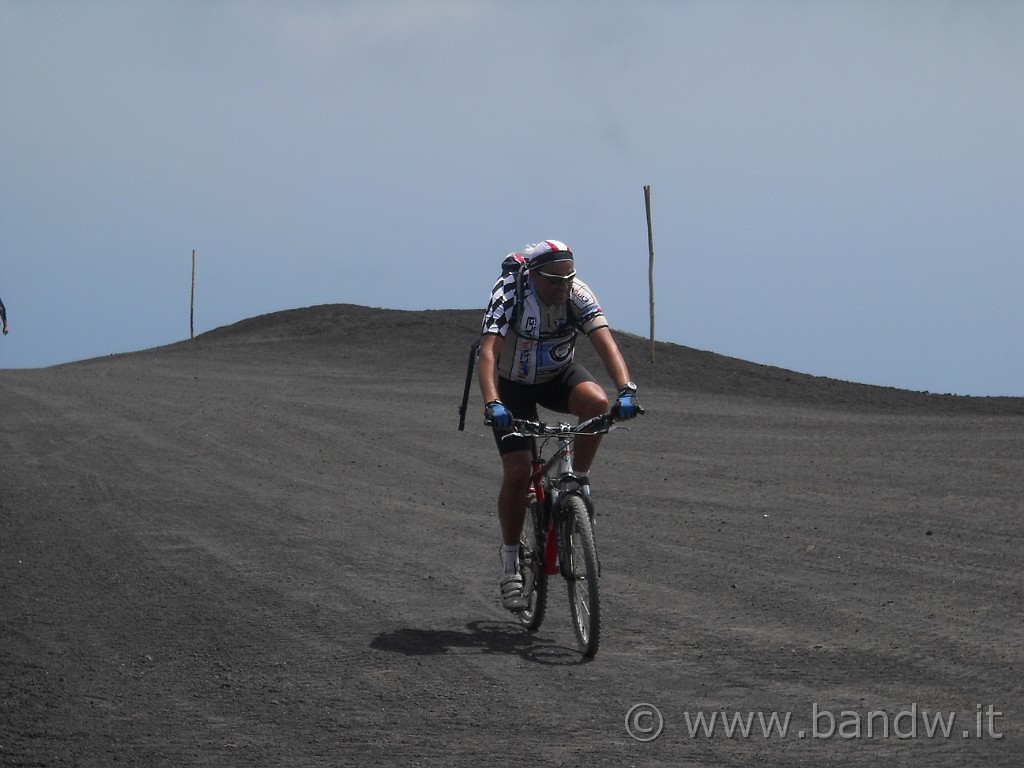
[550,340,573,363]
[523,315,538,338]
[517,340,533,378]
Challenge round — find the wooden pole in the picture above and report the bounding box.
[644,185,655,363]
[190,249,196,340]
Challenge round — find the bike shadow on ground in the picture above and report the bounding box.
[370,620,590,666]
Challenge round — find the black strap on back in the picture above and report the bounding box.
[508,260,528,331]
[457,338,481,431]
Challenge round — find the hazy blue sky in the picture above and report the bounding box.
[2,1,1021,395]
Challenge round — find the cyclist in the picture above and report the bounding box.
[479,239,641,611]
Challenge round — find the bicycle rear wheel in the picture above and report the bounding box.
[563,493,601,657]
[517,496,548,630]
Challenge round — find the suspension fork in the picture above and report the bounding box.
[552,435,598,579]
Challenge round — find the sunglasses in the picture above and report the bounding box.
[535,269,577,285]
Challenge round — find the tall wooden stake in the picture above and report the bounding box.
[644,185,655,363]
[190,249,196,340]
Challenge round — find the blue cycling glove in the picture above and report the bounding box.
[612,383,642,421]
[485,400,513,429]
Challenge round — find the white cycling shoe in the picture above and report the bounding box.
[500,572,528,612]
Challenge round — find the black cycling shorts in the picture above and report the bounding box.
[491,363,598,456]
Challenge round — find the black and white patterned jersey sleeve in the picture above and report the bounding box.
[481,273,516,337]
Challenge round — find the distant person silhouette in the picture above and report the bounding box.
[0,295,7,335]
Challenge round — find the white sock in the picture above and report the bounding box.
[501,544,519,575]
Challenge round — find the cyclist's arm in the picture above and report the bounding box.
[478,333,504,404]
[588,327,632,392]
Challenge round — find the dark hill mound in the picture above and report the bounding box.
[170,303,1021,415]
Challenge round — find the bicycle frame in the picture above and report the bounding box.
[528,442,569,577]
[520,414,610,577]
[527,460,559,576]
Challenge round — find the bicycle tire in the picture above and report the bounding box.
[563,493,601,657]
[517,496,548,631]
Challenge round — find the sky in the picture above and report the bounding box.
[1,1,1022,396]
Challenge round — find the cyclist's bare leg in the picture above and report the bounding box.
[499,449,533,545]
[568,381,610,473]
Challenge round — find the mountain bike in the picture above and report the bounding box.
[506,411,637,658]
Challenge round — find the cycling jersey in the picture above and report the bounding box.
[481,269,608,385]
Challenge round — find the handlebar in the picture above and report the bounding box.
[503,411,634,440]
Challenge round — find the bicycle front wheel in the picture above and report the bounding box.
[563,493,601,657]
[517,496,548,631]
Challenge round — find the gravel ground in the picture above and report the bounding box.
[2,304,1021,767]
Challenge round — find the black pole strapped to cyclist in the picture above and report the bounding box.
[458,339,481,432]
